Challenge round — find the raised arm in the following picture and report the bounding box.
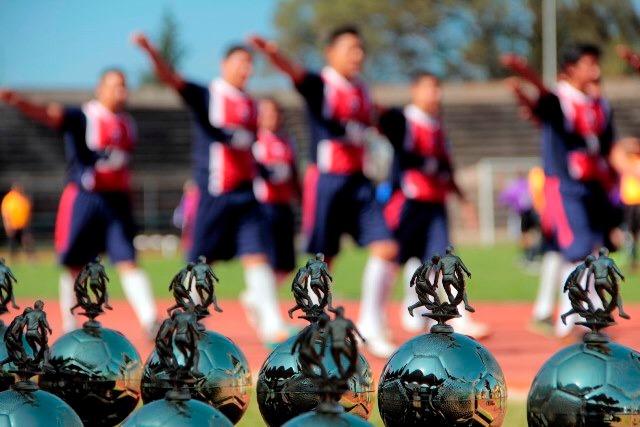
[617,44,640,74]
[131,32,185,91]
[0,89,64,129]
[458,258,472,278]
[248,35,305,83]
[500,54,548,95]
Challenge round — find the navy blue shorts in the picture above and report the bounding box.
[302,167,392,258]
[384,192,450,263]
[546,180,617,262]
[188,188,266,262]
[55,184,136,267]
[261,203,296,273]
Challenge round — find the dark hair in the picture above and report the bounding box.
[326,25,361,46]
[224,44,252,59]
[560,43,601,70]
[99,67,126,82]
[411,70,439,84]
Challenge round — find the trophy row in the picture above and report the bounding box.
[0,245,637,426]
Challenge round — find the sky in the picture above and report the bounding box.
[0,0,285,90]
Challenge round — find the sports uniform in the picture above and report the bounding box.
[253,129,297,273]
[178,78,266,262]
[297,67,391,257]
[533,81,616,262]
[379,104,453,263]
[54,100,137,266]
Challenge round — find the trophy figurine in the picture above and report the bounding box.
[141,257,251,424]
[0,301,82,426]
[39,257,142,426]
[282,308,371,426]
[123,308,233,426]
[257,254,373,426]
[528,248,640,426]
[0,258,20,391]
[378,247,507,426]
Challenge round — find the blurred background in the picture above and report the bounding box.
[4,1,640,425]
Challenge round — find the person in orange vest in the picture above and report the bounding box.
[610,137,640,268]
[1,183,33,259]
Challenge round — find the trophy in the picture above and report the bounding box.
[39,257,142,426]
[378,247,507,426]
[0,258,21,391]
[0,300,83,426]
[257,254,373,426]
[528,248,640,426]
[123,307,233,426]
[140,256,251,424]
[282,308,372,426]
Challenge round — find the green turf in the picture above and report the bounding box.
[234,389,527,426]
[6,242,640,302]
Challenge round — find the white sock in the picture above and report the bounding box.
[401,258,428,328]
[555,261,580,337]
[532,251,563,321]
[358,256,396,336]
[59,271,77,333]
[244,263,286,337]
[120,268,158,333]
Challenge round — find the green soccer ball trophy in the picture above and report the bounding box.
[140,256,251,424]
[0,300,83,426]
[378,247,507,426]
[39,257,142,426]
[528,249,640,426]
[0,258,21,391]
[257,254,374,426]
[123,306,233,426]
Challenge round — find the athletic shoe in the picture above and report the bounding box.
[451,318,491,340]
[400,304,429,333]
[528,317,554,337]
[357,323,397,358]
[240,291,290,348]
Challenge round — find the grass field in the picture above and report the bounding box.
[3,242,635,426]
[235,390,528,426]
[7,242,640,302]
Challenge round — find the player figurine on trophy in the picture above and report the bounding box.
[283,307,371,426]
[39,257,143,426]
[0,259,21,391]
[258,254,373,426]
[378,246,507,426]
[123,307,233,426]
[0,301,82,426]
[141,257,251,424]
[528,248,640,426]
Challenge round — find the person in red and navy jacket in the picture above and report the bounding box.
[379,72,488,339]
[133,32,290,346]
[0,69,158,337]
[250,26,400,357]
[503,44,621,337]
[253,98,300,281]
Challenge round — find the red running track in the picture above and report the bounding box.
[19,299,640,395]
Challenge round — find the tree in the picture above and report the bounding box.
[140,9,186,86]
[273,0,640,81]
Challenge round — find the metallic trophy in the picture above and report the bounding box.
[257,254,373,426]
[528,248,640,426]
[282,308,372,426]
[0,258,20,391]
[140,256,251,424]
[39,257,143,426]
[122,307,233,426]
[0,300,83,426]
[378,247,507,426]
